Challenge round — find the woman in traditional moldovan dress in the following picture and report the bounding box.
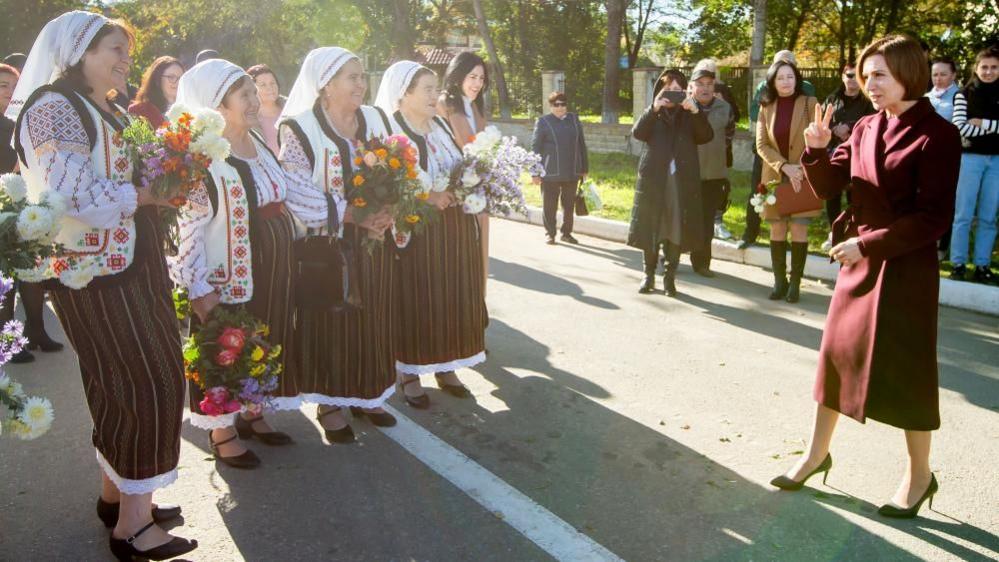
[375,61,487,408]
[8,11,196,560]
[169,59,328,468]
[277,46,399,443]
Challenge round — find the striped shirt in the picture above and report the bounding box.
[952,92,999,138]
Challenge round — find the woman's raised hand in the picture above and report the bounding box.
[804,103,834,149]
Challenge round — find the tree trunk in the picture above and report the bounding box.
[472,0,511,119]
[602,0,625,124]
[750,0,767,67]
[391,0,415,60]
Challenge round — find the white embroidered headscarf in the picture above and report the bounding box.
[280,47,359,120]
[172,58,248,112]
[4,10,109,122]
[374,60,432,115]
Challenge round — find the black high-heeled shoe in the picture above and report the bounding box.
[398,377,430,409]
[878,474,938,519]
[349,406,397,427]
[97,497,182,529]
[317,406,355,443]
[209,430,260,469]
[770,453,832,491]
[108,519,197,561]
[663,273,678,297]
[234,413,294,445]
[435,372,472,399]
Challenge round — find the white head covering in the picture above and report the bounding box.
[280,47,359,119]
[173,58,248,111]
[374,60,432,114]
[773,50,797,66]
[4,10,109,122]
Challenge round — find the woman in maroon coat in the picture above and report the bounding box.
[770,36,961,519]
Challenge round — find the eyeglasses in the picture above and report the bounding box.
[162,75,182,83]
[552,102,567,107]
[844,72,856,78]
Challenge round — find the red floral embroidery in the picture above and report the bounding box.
[213,265,226,278]
[84,232,101,246]
[235,265,248,278]
[234,225,248,238]
[115,157,129,174]
[231,286,246,298]
[230,186,243,198]
[233,207,246,219]
[332,177,343,187]
[113,228,130,244]
[112,132,124,147]
[234,246,247,259]
[52,260,69,274]
[331,155,341,166]
[107,254,126,270]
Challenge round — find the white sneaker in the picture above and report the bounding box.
[821,235,833,253]
[714,221,733,240]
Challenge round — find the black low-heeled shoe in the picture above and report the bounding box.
[8,349,35,364]
[770,453,832,491]
[209,430,261,469]
[435,373,473,399]
[25,336,64,352]
[97,497,182,529]
[109,519,198,561]
[349,406,397,427]
[398,377,430,409]
[878,474,938,519]
[317,407,356,443]
[234,414,294,445]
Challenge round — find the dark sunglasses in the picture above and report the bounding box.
[552,101,567,107]
[844,72,856,78]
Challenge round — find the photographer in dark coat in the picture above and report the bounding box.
[627,68,714,296]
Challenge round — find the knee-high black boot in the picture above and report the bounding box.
[786,242,808,303]
[769,241,788,300]
[663,242,680,297]
[639,245,658,294]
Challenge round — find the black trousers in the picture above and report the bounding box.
[742,152,763,244]
[692,179,728,270]
[644,241,682,276]
[542,180,577,237]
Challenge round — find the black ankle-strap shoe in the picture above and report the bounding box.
[108,519,198,561]
[97,497,182,529]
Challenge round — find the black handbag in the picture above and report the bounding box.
[292,192,360,311]
[574,179,589,217]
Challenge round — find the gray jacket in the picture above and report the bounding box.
[531,112,589,182]
[696,97,733,181]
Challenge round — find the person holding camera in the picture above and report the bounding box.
[627,69,713,296]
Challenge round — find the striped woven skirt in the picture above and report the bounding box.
[289,225,397,408]
[396,207,487,375]
[49,208,185,494]
[188,206,300,429]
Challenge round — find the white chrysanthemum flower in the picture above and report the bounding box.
[17,396,54,439]
[0,373,11,393]
[430,174,449,194]
[462,192,487,214]
[192,108,225,135]
[9,381,24,399]
[39,190,67,217]
[58,260,97,290]
[190,132,231,162]
[460,167,481,188]
[13,265,49,283]
[766,195,777,205]
[16,206,53,241]
[165,103,191,123]
[1,173,28,203]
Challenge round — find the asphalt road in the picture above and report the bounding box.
[1,218,997,561]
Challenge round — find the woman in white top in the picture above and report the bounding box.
[169,59,328,468]
[375,61,487,408]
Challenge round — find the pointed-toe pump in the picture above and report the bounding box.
[770,453,832,491]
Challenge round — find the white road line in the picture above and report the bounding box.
[379,405,625,562]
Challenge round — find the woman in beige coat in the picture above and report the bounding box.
[756,60,819,303]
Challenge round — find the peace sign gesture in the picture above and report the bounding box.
[804,103,835,149]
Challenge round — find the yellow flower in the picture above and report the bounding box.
[405,214,420,224]
[353,197,367,208]
[269,344,282,360]
[375,148,388,159]
[388,158,401,169]
[353,175,365,186]
[251,346,265,362]
[416,191,430,201]
[250,363,266,376]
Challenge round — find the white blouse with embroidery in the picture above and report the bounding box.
[277,125,349,230]
[168,136,328,299]
[19,92,137,228]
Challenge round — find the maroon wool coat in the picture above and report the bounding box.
[801,98,961,431]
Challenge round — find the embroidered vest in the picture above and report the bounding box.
[203,159,253,304]
[284,104,390,235]
[19,92,137,282]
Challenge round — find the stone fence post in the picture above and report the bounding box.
[541,70,565,113]
[631,67,662,122]
[367,70,384,105]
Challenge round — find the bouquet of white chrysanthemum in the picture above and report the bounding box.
[0,174,65,278]
[0,278,54,440]
[450,131,543,217]
[750,179,779,215]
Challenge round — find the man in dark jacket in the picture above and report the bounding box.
[531,91,589,244]
[628,69,713,296]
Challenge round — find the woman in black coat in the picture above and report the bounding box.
[627,68,714,296]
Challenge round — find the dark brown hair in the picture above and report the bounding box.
[760,60,803,105]
[856,35,929,101]
[247,64,279,88]
[975,44,999,65]
[134,56,182,112]
[653,68,688,99]
[548,91,566,104]
[442,52,489,115]
[59,19,135,97]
